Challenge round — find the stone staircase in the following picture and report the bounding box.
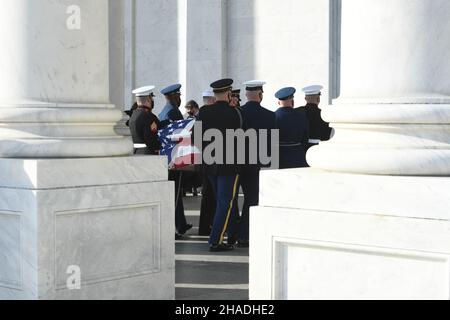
[176,196,249,300]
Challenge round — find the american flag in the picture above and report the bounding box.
[158,119,201,169]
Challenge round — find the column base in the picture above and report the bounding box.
[307,103,450,176]
[250,168,450,300]
[0,101,133,158]
[0,156,174,300]
[307,145,450,176]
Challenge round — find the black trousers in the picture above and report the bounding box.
[169,171,188,234]
[198,176,216,236]
[238,167,260,241]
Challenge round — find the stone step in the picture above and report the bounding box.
[176,242,249,257]
[175,196,249,301]
[176,261,249,286]
[176,288,249,301]
[176,254,249,264]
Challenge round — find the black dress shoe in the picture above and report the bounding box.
[209,243,235,252]
[237,240,249,248]
[175,233,182,240]
[227,235,238,246]
[178,224,193,235]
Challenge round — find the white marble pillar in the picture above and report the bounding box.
[0,0,132,157]
[250,0,450,300]
[109,0,132,137]
[186,0,227,104]
[0,0,174,300]
[307,0,450,176]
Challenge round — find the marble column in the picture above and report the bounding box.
[307,0,450,176]
[250,0,450,300]
[0,0,174,300]
[109,0,133,137]
[0,0,133,157]
[186,0,227,104]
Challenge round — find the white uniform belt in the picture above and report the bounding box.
[134,144,147,149]
[309,139,322,144]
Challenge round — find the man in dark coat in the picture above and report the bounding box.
[295,85,332,153]
[197,78,242,252]
[275,87,309,169]
[198,90,219,236]
[128,86,160,155]
[236,80,276,247]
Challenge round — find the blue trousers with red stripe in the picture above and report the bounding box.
[207,175,240,246]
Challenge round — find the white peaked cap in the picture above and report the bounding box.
[302,85,323,96]
[202,90,215,98]
[244,80,266,88]
[132,85,156,97]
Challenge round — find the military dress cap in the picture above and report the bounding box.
[244,80,266,92]
[202,90,215,98]
[302,85,323,96]
[161,83,182,96]
[132,85,156,97]
[210,78,234,93]
[275,87,296,101]
[231,89,241,101]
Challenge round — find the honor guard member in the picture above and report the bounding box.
[197,78,241,252]
[230,88,244,127]
[237,80,276,247]
[230,89,242,108]
[158,83,184,128]
[230,88,244,128]
[296,85,332,152]
[159,83,192,239]
[275,87,309,169]
[198,90,218,236]
[129,86,161,155]
[226,87,244,245]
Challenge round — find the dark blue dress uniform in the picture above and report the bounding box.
[238,96,276,244]
[158,84,185,127]
[158,84,191,237]
[275,87,309,169]
[197,79,241,252]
